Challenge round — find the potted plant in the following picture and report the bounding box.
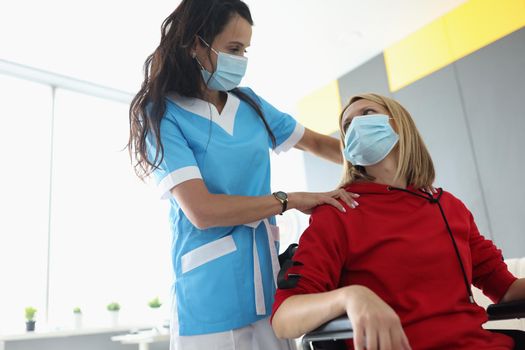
[25,307,37,332]
[73,307,82,329]
[148,297,163,325]
[106,302,120,327]
[148,297,162,309]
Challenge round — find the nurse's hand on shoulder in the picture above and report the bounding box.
[288,189,360,215]
[342,285,412,350]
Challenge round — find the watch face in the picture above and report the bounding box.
[275,191,287,200]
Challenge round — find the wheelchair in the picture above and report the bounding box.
[277,244,525,350]
[300,301,525,350]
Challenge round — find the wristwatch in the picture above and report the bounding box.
[272,191,288,215]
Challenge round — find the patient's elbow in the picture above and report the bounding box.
[271,320,286,339]
[271,312,295,339]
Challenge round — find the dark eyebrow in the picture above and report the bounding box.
[229,41,249,47]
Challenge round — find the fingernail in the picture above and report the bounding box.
[354,201,359,206]
[341,207,347,212]
[354,194,360,197]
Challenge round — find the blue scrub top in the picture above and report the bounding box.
[147,87,304,335]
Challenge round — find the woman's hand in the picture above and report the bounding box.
[343,285,411,350]
[288,189,360,214]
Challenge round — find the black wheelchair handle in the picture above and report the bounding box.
[487,300,525,320]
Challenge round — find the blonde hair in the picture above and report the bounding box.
[338,93,435,188]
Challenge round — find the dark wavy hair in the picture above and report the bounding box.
[128,0,276,179]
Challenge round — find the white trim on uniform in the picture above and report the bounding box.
[159,166,202,199]
[252,230,266,315]
[168,93,213,118]
[181,235,237,274]
[263,221,281,287]
[168,92,240,136]
[219,94,240,136]
[273,122,305,154]
[245,220,262,228]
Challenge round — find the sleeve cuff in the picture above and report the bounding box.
[158,166,202,199]
[273,122,305,154]
[485,267,518,303]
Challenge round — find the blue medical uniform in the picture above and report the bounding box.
[147,87,304,336]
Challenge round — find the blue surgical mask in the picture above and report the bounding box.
[195,38,248,91]
[343,114,399,166]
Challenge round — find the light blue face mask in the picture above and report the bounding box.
[343,114,399,166]
[195,37,248,91]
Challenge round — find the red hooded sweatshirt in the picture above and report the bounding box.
[272,182,517,349]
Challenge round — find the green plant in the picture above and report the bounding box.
[73,307,82,314]
[148,297,162,309]
[106,302,120,311]
[25,307,37,321]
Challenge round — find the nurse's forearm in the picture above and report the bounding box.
[316,133,343,164]
[197,193,289,228]
[171,179,351,229]
[170,179,291,229]
[295,128,343,164]
[272,288,347,339]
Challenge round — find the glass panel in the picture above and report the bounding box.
[48,89,172,329]
[0,75,52,334]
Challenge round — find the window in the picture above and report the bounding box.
[0,73,173,333]
[0,75,52,333]
[47,89,172,328]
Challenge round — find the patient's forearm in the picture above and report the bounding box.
[500,278,525,303]
[272,288,347,339]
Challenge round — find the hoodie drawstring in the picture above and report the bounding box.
[387,186,475,304]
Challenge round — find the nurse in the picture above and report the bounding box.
[127,0,358,349]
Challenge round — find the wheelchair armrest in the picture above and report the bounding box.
[309,315,353,334]
[301,315,354,349]
[487,300,525,321]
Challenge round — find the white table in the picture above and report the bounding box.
[111,328,169,350]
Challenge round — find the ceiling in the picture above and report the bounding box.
[1,0,466,111]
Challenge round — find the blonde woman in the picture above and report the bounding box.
[271,93,525,350]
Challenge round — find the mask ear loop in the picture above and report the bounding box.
[194,36,219,77]
[196,36,219,56]
[193,54,206,70]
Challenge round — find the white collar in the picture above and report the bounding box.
[168,92,240,136]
